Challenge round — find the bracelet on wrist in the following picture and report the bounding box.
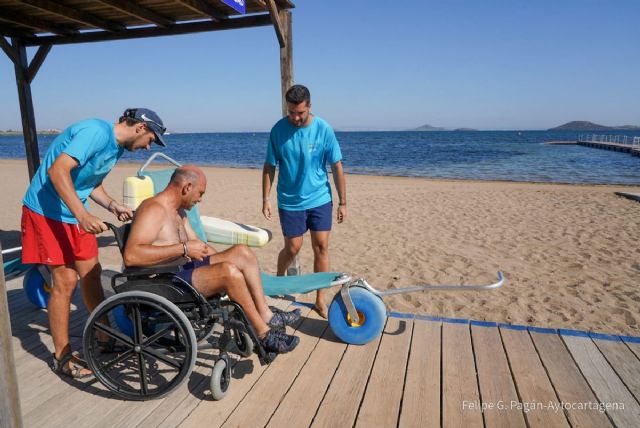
[107,200,116,211]
[182,242,188,258]
[339,202,347,206]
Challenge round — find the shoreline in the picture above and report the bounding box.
[2,157,638,188]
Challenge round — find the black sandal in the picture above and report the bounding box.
[50,351,94,380]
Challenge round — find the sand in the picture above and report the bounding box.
[1,158,639,336]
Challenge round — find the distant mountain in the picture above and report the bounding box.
[0,129,61,135]
[549,121,640,131]
[410,123,447,131]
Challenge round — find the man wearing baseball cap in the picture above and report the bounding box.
[21,108,167,379]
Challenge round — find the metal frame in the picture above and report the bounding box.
[339,272,505,325]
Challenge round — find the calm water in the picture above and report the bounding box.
[1,130,639,184]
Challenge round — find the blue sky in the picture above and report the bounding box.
[1,0,639,132]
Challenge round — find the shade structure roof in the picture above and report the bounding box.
[0,0,294,46]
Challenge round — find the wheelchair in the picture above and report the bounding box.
[82,222,277,401]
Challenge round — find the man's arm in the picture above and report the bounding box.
[182,214,217,255]
[123,202,185,267]
[48,153,107,233]
[90,184,133,222]
[331,161,347,224]
[262,163,276,220]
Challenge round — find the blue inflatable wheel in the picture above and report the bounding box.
[328,287,386,345]
[23,268,51,309]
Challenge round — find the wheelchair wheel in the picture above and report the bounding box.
[210,356,230,400]
[83,291,197,401]
[23,267,52,309]
[328,287,387,345]
[233,328,253,357]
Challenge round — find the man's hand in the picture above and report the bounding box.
[186,239,210,261]
[78,213,108,234]
[109,200,133,222]
[262,200,272,220]
[337,204,347,224]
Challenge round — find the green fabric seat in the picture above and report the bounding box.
[261,272,341,296]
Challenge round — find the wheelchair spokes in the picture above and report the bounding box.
[83,291,197,401]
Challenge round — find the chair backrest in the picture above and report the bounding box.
[140,168,207,241]
[105,222,132,256]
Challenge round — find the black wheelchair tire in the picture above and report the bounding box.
[83,291,197,401]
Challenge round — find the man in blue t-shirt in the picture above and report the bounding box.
[21,108,167,379]
[262,85,347,318]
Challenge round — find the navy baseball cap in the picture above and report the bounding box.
[123,108,167,147]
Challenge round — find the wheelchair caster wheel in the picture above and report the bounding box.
[210,356,230,400]
[23,267,52,309]
[233,328,253,357]
[328,287,387,345]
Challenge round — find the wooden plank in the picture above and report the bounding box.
[623,338,640,360]
[311,323,384,428]
[563,333,640,427]
[355,317,413,427]
[0,246,23,428]
[178,300,307,428]
[530,331,613,428]
[278,9,293,116]
[12,38,41,179]
[398,319,441,428]
[500,327,569,428]
[442,322,483,427]
[594,337,640,403]
[472,324,526,427]
[265,324,348,427]
[221,309,328,428]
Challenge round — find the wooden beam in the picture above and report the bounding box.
[0,36,19,65]
[0,245,23,428]
[21,14,272,46]
[11,38,41,180]
[279,9,293,116]
[176,0,227,22]
[0,24,35,39]
[27,44,52,83]
[0,8,78,36]
[20,0,125,32]
[96,0,174,28]
[265,0,285,48]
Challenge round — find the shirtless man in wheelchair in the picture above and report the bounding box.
[123,165,300,354]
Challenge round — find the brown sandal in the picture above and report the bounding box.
[50,351,94,380]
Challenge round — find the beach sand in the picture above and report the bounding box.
[2,158,639,336]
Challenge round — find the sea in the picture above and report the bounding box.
[1,130,639,185]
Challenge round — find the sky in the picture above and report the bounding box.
[1,0,639,132]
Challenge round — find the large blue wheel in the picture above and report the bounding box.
[23,268,51,309]
[328,287,387,345]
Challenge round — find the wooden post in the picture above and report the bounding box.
[11,37,41,180]
[279,10,293,117]
[0,243,23,428]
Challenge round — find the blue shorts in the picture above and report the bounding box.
[173,256,211,285]
[279,201,333,238]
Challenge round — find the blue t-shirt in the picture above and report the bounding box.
[265,116,342,210]
[23,118,124,224]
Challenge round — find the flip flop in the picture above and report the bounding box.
[50,351,94,380]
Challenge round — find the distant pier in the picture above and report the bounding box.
[546,134,640,157]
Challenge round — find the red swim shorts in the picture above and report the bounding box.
[21,205,98,265]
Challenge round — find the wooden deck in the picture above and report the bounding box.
[5,272,640,428]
